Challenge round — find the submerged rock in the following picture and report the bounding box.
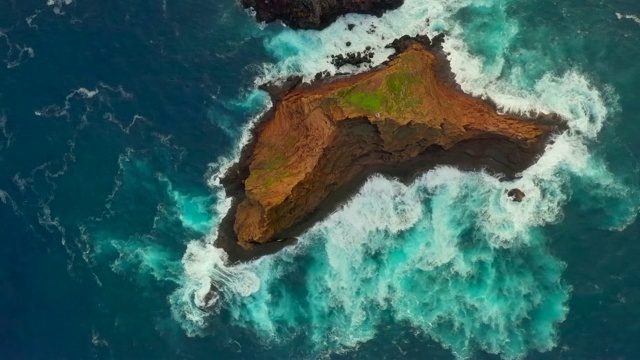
[218,36,562,253]
[199,283,220,310]
[239,0,404,30]
[508,188,526,202]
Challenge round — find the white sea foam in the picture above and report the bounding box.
[0,112,13,151]
[1,31,35,69]
[104,113,147,134]
[616,12,640,26]
[0,189,18,212]
[170,239,262,335]
[35,84,125,119]
[47,0,74,15]
[172,0,636,357]
[26,10,42,30]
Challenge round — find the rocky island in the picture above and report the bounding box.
[240,0,404,29]
[217,35,562,258]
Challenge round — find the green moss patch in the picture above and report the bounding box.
[340,88,385,112]
[336,69,423,115]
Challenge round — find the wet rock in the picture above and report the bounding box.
[200,283,220,310]
[507,188,526,202]
[331,47,376,69]
[314,70,331,80]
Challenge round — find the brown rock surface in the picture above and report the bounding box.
[220,37,560,253]
[240,0,404,30]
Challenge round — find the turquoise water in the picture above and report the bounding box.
[1,0,639,359]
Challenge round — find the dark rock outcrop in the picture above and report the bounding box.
[508,188,526,202]
[240,0,404,30]
[330,47,375,69]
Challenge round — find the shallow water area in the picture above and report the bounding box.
[1,0,640,359]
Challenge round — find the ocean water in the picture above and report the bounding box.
[1,0,640,359]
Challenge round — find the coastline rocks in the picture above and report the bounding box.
[239,0,404,30]
[219,36,562,252]
[330,47,375,69]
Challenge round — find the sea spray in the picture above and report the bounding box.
[169,0,639,358]
[170,240,262,336]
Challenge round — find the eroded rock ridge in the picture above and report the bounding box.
[219,36,561,255]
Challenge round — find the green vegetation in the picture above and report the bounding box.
[261,168,295,189]
[257,151,298,189]
[340,87,385,112]
[386,72,417,98]
[337,70,422,115]
[263,176,276,188]
[386,71,421,112]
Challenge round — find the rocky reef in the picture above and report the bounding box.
[239,0,404,29]
[218,36,562,258]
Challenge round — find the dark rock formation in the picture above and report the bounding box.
[239,0,404,30]
[330,47,375,69]
[508,188,526,202]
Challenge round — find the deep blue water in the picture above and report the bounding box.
[1,0,639,359]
